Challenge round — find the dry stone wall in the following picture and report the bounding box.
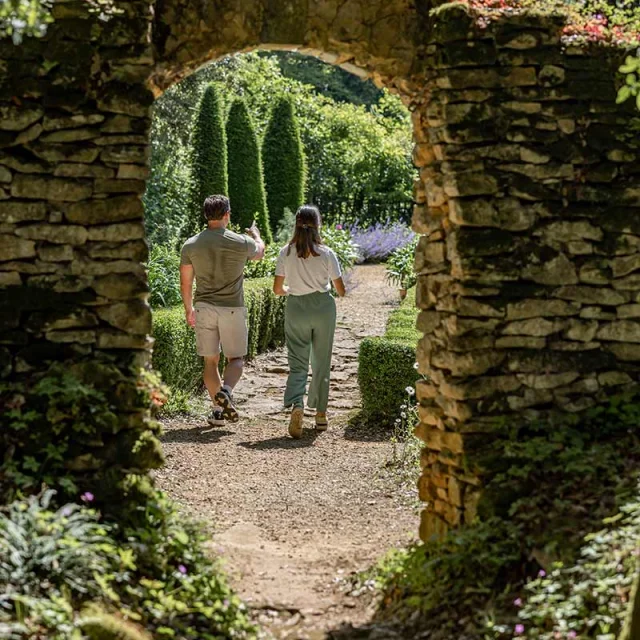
[0,1,160,501]
[1,0,638,537]
[412,5,640,540]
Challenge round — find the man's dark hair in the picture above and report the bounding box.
[203,195,230,221]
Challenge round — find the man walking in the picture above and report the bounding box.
[180,195,265,426]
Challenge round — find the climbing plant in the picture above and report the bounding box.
[262,96,306,235]
[226,98,272,242]
[186,83,227,238]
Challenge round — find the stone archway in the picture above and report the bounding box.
[2,0,640,542]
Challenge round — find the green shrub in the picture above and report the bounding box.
[358,288,420,427]
[0,490,255,639]
[262,96,306,235]
[386,236,418,291]
[0,363,164,504]
[360,391,640,639]
[147,244,182,308]
[186,83,228,238]
[322,225,360,273]
[226,98,272,242]
[244,243,279,279]
[152,278,285,392]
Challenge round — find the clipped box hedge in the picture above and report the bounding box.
[358,288,421,426]
[152,278,285,391]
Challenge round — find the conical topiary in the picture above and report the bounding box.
[226,98,272,243]
[262,96,306,236]
[186,83,228,238]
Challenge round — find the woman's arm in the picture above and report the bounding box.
[273,275,289,296]
[332,277,346,297]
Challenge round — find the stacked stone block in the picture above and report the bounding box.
[0,1,159,492]
[412,6,640,539]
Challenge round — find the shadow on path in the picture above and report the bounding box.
[161,427,235,444]
[343,412,393,443]
[238,430,319,450]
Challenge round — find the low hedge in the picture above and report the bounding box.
[358,288,421,426]
[152,278,285,392]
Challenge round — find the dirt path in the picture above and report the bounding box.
[155,264,419,639]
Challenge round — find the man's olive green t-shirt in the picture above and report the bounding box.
[180,228,258,308]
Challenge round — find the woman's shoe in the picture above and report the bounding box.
[315,413,328,432]
[288,407,304,439]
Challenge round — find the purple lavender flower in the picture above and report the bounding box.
[538,569,546,578]
[347,220,415,262]
[515,624,525,635]
[178,564,187,574]
[513,598,523,607]
[81,491,94,503]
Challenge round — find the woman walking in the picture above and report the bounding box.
[273,205,346,438]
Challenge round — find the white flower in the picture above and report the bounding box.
[401,412,407,418]
[395,418,401,424]
[405,386,415,396]
[413,362,420,370]
[400,404,407,410]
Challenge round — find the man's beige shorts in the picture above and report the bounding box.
[194,302,248,358]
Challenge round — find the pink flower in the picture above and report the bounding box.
[515,624,525,635]
[81,492,94,502]
[567,632,577,639]
[178,564,187,575]
[538,569,546,578]
[335,224,343,230]
[513,598,523,607]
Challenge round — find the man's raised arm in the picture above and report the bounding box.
[246,222,265,261]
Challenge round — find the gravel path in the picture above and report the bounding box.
[155,264,420,639]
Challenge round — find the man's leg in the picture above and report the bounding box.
[223,357,244,391]
[194,304,225,426]
[215,307,248,423]
[203,355,222,401]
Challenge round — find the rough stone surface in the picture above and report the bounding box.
[0,1,638,546]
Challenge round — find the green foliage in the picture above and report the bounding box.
[262,96,306,235]
[618,54,640,110]
[385,237,418,291]
[478,393,640,555]
[244,243,279,279]
[365,518,521,628]
[147,244,182,308]
[148,53,414,235]
[226,98,272,242]
[274,207,296,245]
[498,497,640,639]
[0,490,255,639]
[364,391,640,639]
[0,363,164,503]
[187,84,228,238]
[264,51,384,107]
[143,144,190,250]
[0,0,53,42]
[321,226,360,273]
[152,278,285,392]
[358,289,420,427]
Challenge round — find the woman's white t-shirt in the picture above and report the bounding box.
[275,244,342,296]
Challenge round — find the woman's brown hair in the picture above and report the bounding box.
[287,205,323,259]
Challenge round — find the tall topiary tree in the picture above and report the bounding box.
[262,96,306,236]
[226,98,272,243]
[186,83,227,237]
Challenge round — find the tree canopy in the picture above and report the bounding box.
[226,98,272,242]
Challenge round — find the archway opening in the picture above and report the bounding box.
[145,48,423,636]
